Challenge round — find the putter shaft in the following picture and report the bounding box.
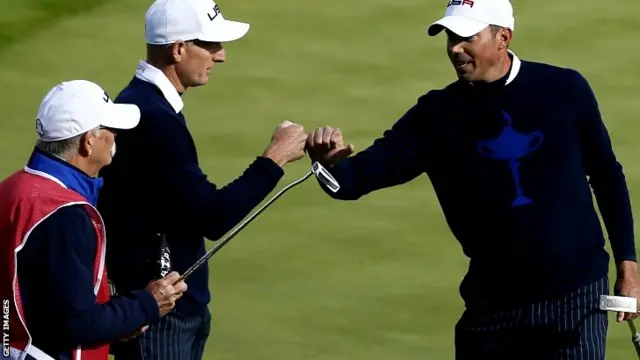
[176,170,314,283]
[628,320,640,358]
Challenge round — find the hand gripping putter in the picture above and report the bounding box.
[176,161,340,283]
[599,295,640,358]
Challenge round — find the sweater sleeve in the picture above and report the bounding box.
[571,70,636,263]
[18,205,159,348]
[150,111,285,241]
[317,96,430,200]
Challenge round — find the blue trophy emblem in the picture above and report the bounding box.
[477,111,543,207]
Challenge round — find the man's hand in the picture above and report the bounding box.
[614,261,640,322]
[146,271,188,317]
[262,121,308,167]
[306,126,355,167]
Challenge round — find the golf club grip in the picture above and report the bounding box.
[176,170,314,284]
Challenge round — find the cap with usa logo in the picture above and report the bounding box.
[144,0,250,44]
[427,0,515,38]
[35,80,140,142]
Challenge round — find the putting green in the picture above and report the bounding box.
[1,0,639,358]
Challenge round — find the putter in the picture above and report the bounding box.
[176,161,340,283]
[599,295,640,358]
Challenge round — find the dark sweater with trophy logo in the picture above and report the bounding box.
[320,56,636,305]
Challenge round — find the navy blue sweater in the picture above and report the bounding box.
[319,58,635,305]
[97,77,285,315]
[18,149,159,360]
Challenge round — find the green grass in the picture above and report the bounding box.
[1,0,640,359]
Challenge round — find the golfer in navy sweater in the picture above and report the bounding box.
[305,0,639,358]
[97,0,308,359]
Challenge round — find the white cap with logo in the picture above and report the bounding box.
[427,0,515,38]
[36,80,140,142]
[145,0,250,44]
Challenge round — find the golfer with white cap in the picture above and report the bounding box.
[305,0,638,358]
[97,0,307,359]
[0,80,187,360]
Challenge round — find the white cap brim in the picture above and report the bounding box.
[427,16,489,37]
[100,103,141,130]
[200,19,250,43]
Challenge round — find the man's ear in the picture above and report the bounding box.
[499,28,513,50]
[78,132,93,157]
[170,41,188,63]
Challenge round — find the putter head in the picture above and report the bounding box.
[312,162,340,193]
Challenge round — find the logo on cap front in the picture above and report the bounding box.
[35,119,44,137]
[447,0,475,7]
[207,4,221,21]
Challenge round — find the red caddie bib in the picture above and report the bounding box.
[0,167,110,360]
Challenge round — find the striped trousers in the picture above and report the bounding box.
[455,276,608,360]
[112,307,211,360]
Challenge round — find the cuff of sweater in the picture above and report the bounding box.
[253,156,285,183]
[615,252,638,264]
[131,289,160,325]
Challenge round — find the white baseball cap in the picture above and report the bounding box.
[427,0,515,38]
[36,80,140,142]
[145,0,250,44]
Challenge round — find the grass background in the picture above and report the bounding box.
[1,0,639,358]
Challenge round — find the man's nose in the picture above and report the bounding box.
[214,48,225,62]
[449,42,464,55]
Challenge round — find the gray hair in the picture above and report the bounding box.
[35,126,101,161]
[490,25,504,37]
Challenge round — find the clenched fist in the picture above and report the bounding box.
[306,126,354,166]
[263,121,308,167]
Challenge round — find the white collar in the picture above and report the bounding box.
[505,49,521,86]
[135,60,184,113]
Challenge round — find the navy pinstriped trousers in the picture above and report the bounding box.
[455,276,608,360]
[113,307,211,360]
